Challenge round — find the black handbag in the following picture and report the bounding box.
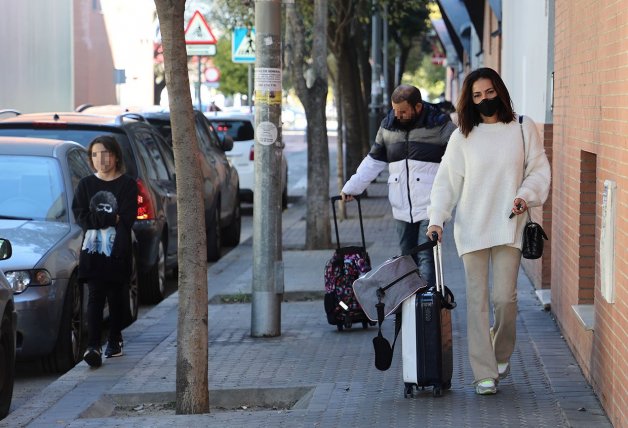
[518,115,548,259]
[522,218,548,259]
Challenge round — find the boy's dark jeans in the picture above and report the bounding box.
[86,280,125,349]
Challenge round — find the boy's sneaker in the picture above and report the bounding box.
[498,362,510,380]
[104,340,123,358]
[83,347,102,368]
[475,378,497,395]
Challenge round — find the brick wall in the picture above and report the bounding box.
[553,1,627,426]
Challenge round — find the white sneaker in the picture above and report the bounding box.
[475,378,497,395]
[498,362,510,380]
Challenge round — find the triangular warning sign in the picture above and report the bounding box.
[235,31,255,56]
[185,11,217,44]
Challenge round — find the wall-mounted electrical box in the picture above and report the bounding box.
[600,180,617,304]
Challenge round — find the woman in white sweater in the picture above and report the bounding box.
[427,68,551,395]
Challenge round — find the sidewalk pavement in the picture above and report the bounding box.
[2,176,612,428]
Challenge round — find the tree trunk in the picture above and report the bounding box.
[328,2,371,180]
[154,0,209,414]
[337,41,369,180]
[333,74,346,220]
[286,0,331,250]
[304,82,331,249]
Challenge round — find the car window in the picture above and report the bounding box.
[153,130,176,175]
[0,155,67,222]
[195,116,215,155]
[210,119,254,141]
[147,120,172,145]
[133,130,171,181]
[67,148,93,191]
[207,123,225,150]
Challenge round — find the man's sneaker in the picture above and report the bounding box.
[475,378,497,395]
[83,347,102,368]
[104,340,123,358]
[498,362,510,380]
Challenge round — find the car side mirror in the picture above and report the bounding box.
[222,134,234,152]
[0,238,12,260]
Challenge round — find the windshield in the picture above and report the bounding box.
[0,155,67,222]
[208,119,254,141]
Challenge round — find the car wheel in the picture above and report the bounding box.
[0,310,16,419]
[123,249,140,327]
[140,239,166,304]
[222,195,241,247]
[42,276,84,373]
[206,204,221,262]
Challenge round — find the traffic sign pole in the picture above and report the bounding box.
[197,59,201,111]
[185,11,217,111]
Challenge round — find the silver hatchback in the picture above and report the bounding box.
[0,137,138,373]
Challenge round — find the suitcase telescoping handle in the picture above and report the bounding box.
[431,232,456,309]
[330,195,367,251]
[432,232,444,296]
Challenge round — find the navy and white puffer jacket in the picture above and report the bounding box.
[342,103,456,223]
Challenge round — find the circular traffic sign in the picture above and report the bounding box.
[204,66,220,82]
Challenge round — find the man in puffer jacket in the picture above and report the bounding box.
[341,84,456,287]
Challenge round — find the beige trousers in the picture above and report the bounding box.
[461,245,521,382]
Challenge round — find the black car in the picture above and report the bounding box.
[0,112,177,303]
[0,238,15,419]
[80,105,242,260]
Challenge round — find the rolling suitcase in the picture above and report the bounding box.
[324,195,375,331]
[401,238,456,397]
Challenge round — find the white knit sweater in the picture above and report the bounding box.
[428,115,551,256]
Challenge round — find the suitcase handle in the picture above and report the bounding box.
[330,195,366,251]
[432,232,444,295]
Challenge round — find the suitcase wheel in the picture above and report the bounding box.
[432,386,442,397]
[343,320,352,329]
[336,324,344,332]
[361,321,368,329]
[404,384,414,399]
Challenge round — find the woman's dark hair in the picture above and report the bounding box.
[391,84,423,108]
[456,67,515,137]
[87,135,125,173]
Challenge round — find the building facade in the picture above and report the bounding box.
[552,1,626,425]
[0,0,154,114]
[434,1,626,425]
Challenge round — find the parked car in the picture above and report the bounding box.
[0,137,138,373]
[0,112,174,304]
[204,112,289,208]
[79,105,242,257]
[0,238,16,419]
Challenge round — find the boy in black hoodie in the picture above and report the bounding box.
[72,135,138,367]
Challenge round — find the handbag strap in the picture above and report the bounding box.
[519,115,527,171]
[375,300,401,352]
[519,115,532,222]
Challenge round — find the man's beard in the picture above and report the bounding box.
[398,113,417,128]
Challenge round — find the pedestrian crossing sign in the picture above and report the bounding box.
[232,27,256,63]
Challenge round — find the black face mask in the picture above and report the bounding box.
[475,97,500,117]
